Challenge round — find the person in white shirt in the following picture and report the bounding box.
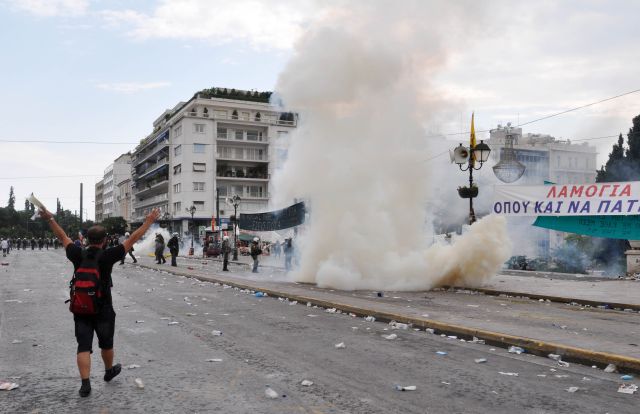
[1,238,8,257]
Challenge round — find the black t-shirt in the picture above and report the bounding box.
[66,244,125,306]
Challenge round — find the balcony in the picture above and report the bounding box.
[135,193,169,209]
[136,158,169,180]
[216,132,269,144]
[182,110,297,127]
[133,144,170,167]
[133,176,169,198]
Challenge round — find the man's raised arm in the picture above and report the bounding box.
[122,208,161,253]
[39,209,73,248]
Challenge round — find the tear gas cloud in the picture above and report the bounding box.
[272,1,512,290]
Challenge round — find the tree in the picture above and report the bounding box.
[101,217,128,235]
[7,186,15,210]
[24,198,30,212]
[597,114,640,183]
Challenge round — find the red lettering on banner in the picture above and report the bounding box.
[585,185,598,197]
[599,184,611,197]
[620,184,631,197]
[611,184,620,196]
[557,187,568,197]
[569,186,583,197]
[546,186,557,198]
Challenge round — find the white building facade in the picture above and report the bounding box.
[100,153,132,220]
[94,179,104,223]
[131,89,296,236]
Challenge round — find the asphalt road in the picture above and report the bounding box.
[1,249,638,413]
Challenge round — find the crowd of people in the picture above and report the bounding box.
[0,236,62,254]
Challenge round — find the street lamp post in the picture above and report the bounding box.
[452,140,491,225]
[186,205,196,255]
[227,195,241,261]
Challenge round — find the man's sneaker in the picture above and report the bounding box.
[79,379,91,397]
[104,363,122,382]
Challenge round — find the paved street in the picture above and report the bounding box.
[2,249,639,413]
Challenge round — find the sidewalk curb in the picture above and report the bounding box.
[135,263,640,373]
[447,286,640,312]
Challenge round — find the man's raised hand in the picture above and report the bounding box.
[145,208,161,224]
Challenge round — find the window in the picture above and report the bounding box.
[193,163,206,172]
[247,130,261,141]
[193,143,206,153]
[246,148,264,160]
[235,130,243,140]
[173,202,181,213]
[194,123,205,133]
[241,111,250,121]
[174,125,182,137]
[235,147,244,160]
[173,164,182,175]
[173,183,181,193]
[194,201,205,211]
[217,127,227,139]
[217,146,233,158]
[174,145,182,156]
[217,186,228,196]
[231,110,238,120]
[193,182,205,192]
[248,185,264,198]
[213,110,227,119]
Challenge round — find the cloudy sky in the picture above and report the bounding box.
[1,0,639,219]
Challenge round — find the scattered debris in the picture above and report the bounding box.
[211,330,223,336]
[474,358,487,364]
[508,346,525,355]
[0,382,19,391]
[557,361,570,368]
[160,317,170,320]
[255,292,265,298]
[499,372,519,376]
[383,334,398,340]
[389,321,409,330]
[325,308,337,313]
[566,387,579,393]
[335,342,346,349]
[618,384,638,394]
[135,320,145,324]
[425,328,435,334]
[186,313,197,316]
[11,340,23,344]
[436,351,448,356]
[265,385,279,399]
[377,292,384,297]
[301,380,313,387]
[548,354,562,361]
[364,316,376,322]
[395,385,416,391]
[604,364,617,373]
[447,335,457,340]
[621,375,634,381]
[307,314,318,318]
[134,378,145,389]
[126,364,141,369]
[167,321,179,325]
[206,358,223,362]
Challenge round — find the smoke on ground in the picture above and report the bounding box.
[272,1,512,291]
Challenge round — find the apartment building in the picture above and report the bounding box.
[130,88,296,235]
[95,179,104,223]
[99,153,132,220]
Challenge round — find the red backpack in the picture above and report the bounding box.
[67,250,103,315]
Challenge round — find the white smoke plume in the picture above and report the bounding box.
[272,0,512,290]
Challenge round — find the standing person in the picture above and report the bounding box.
[167,233,179,267]
[39,207,160,397]
[284,238,294,272]
[38,237,44,250]
[154,233,166,264]
[119,232,137,264]
[44,238,50,250]
[1,238,8,257]
[222,236,231,271]
[250,237,262,273]
[31,237,36,250]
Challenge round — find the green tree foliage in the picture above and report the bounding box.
[7,186,15,210]
[597,114,640,182]
[101,216,127,235]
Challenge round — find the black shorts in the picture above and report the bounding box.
[73,307,116,354]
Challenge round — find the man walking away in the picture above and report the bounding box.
[40,207,160,397]
[167,232,179,267]
[250,237,262,273]
[119,232,137,264]
[222,236,231,271]
[154,233,166,264]
[1,238,8,257]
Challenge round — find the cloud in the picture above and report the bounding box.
[7,0,89,17]
[100,0,319,50]
[96,81,172,94]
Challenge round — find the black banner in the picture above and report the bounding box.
[239,202,305,231]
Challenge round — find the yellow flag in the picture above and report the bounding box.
[470,112,476,165]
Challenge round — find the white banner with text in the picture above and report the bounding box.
[492,182,640,216]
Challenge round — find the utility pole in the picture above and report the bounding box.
[216,188,220,235]
[79,183,83,225]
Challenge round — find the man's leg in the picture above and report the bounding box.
[171,253,177,266]
[129,251,137,263]
[101,348,114,370]
[77,351,91,378]
[96,308,121,382]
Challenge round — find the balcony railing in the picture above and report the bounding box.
[135,193,169,208]
[184,110,297,127]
